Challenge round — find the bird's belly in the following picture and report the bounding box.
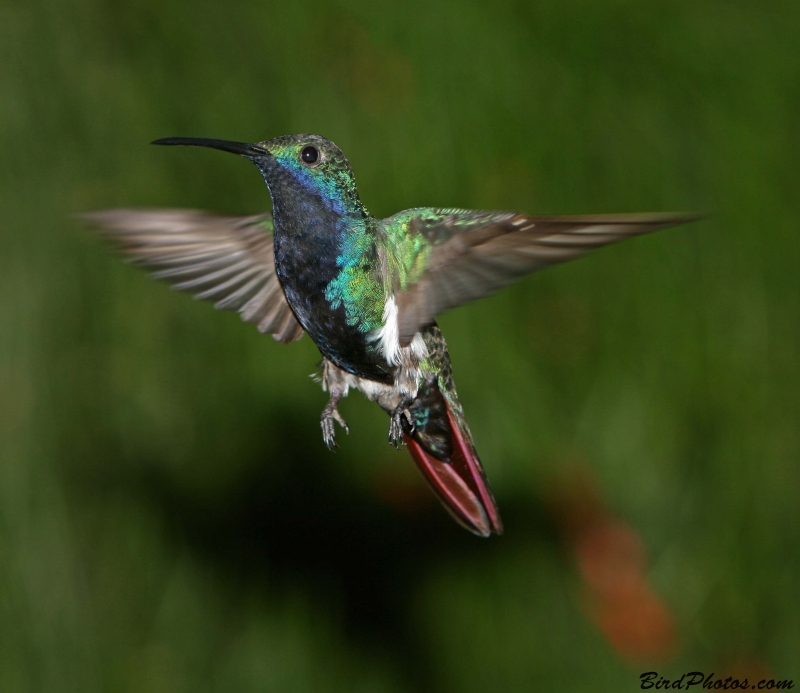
[282,282,394,384]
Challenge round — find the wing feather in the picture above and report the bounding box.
[387,209,700,343]
[85,209,304,343]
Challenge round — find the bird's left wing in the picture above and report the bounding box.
[381,208,700,344]
[86,209,304,343]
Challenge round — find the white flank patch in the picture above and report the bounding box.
[373,295,401,365]
[371,295,430,368]
[369,294,429,402]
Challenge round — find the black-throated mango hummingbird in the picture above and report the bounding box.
[87,134,698,537]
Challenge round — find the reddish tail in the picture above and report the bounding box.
[404,406,503,537]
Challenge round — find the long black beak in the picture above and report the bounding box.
[151,137,270,159]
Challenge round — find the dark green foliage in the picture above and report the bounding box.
[1,0,798,690]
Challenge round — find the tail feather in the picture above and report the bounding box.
[404,403,503,537]
[400,323,502,536]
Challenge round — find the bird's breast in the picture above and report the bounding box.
[273,224,394,384]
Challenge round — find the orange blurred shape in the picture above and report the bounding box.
[586,573,678,664]
[549,463,679,664]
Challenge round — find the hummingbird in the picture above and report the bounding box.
[87,134,698,537]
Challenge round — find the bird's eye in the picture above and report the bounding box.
[301,146,319,165]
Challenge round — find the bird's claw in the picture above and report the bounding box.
[388,407,411,448]
[321,406,349,450]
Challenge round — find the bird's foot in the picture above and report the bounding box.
[388,403,413,448]
[321,404,349,450]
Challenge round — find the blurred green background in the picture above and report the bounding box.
[2,0,798,690]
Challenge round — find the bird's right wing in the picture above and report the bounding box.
[86,209,304,343]
[381,209,701,344]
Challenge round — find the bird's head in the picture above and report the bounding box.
[153,134,366,218]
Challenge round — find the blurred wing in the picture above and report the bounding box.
[389,209,700,344]
[86,209,304,343]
